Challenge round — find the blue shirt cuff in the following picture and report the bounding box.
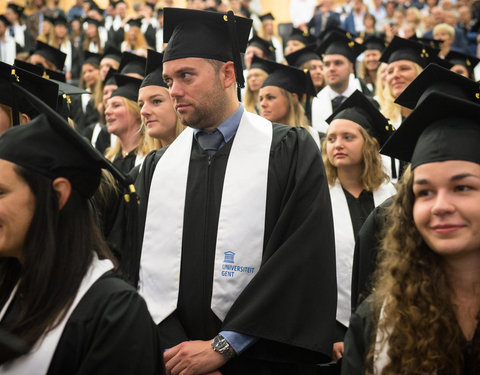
[219,331,258,355]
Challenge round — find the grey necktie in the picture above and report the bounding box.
[196,129,224,156]
[331,95,347,112]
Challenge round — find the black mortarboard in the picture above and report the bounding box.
[0,15,11,27]
[412,36,443,50]
[83,50,101,66]
[261,59,316,97]
[11,66,59,119]
[44,14,55,24]
[127,18,142,28]
[395,63,480,110]
[247,35,275,60]
[259,12,275,22]
[320,26,354,42]
[118,52,146,78]
[13,59,44,76]
[380,36,438,68]
[104,67,118,85]
[0,62,18,126]
[326,90,394,146]
[249,55,270,73]
[31,41,67,71]
[89,0,104,13]
[287,27,317,45]
[111,74,142,102]
[101,45,122,63]
[285,45,321,68]
[316,31,365,63]
[381,92,480,168]
[445,50,480,77]
[84,17,101,27]
[363,35,387,52]
[0,97,134,198]
[163,8,252,88]
[7,4,24,16]
[53,14,68,26]
[141,49,167,88]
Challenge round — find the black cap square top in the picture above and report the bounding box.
[380,36,439,68]
[285,45,321,68]
[316,30,365,63]
[31,41,67,71]
[162,8,252,88]
[141,49,167,88]
[326,90,394,146]
[395,63,480,109]
[260,59,316,97]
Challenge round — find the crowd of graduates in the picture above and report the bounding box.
[0,0,480,374]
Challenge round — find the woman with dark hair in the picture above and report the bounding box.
[342,67,480,375]
[0,97,161,373]
[321,90,396,362]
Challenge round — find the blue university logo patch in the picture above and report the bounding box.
[223,251,235,264]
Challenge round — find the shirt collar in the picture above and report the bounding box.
[194,104,244,144]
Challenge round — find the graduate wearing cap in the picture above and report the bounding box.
[118,51,146,79]
[320,90,396,362]
[358,35,387,92]
[311,30,370,134]
[0,62,18,133]
[135,7,336,375]
[257,12,284,63]
[0,86,162,374]
[5,4,26,51]
[83,67,119,154]
[379,36,438,131]
[83,17,104,54]
[244,55,270,114]
[350,63,480,316]
[104,74,151,173]
[107,0,127,50]
[285,45,325,94]
[121,18,149,56]
[445,50,480,80]
[0,15,16,65]
[28,40,66,72]
[51,15,74,81]
[342,75,480,375]
[258,59,321,148]
[284,27,317,56]
[99,45,122,80]
[244,35,276,69]
[138,49,184,150]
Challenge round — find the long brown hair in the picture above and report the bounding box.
[366,167,469,374]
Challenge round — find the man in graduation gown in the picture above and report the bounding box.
[311,30,371,134]
[133,7,337,375]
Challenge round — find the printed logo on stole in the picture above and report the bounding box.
[221,251,255,278]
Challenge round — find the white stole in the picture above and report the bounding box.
[330,180,396,327]
[0,255,113,374]
[139,112,272,324]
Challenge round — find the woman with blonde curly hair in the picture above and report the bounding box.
[321,90,396,363]
[105,74,154,173]
[258,60,321,147]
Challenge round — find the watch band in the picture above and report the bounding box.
[211,334,235,361]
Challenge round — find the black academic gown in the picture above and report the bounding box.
[350,197,394,311]
[2,272,163,375]
[134,123,337,374]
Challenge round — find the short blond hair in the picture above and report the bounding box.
[433,23,455,38]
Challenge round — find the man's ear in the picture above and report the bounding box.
[52,177,72,210]
[222,61,237,89]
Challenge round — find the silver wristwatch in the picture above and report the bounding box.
[211,334,235,361]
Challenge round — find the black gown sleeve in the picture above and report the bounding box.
[341,298,375,375]
[351,197,394,310]
[47,273,164,375]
